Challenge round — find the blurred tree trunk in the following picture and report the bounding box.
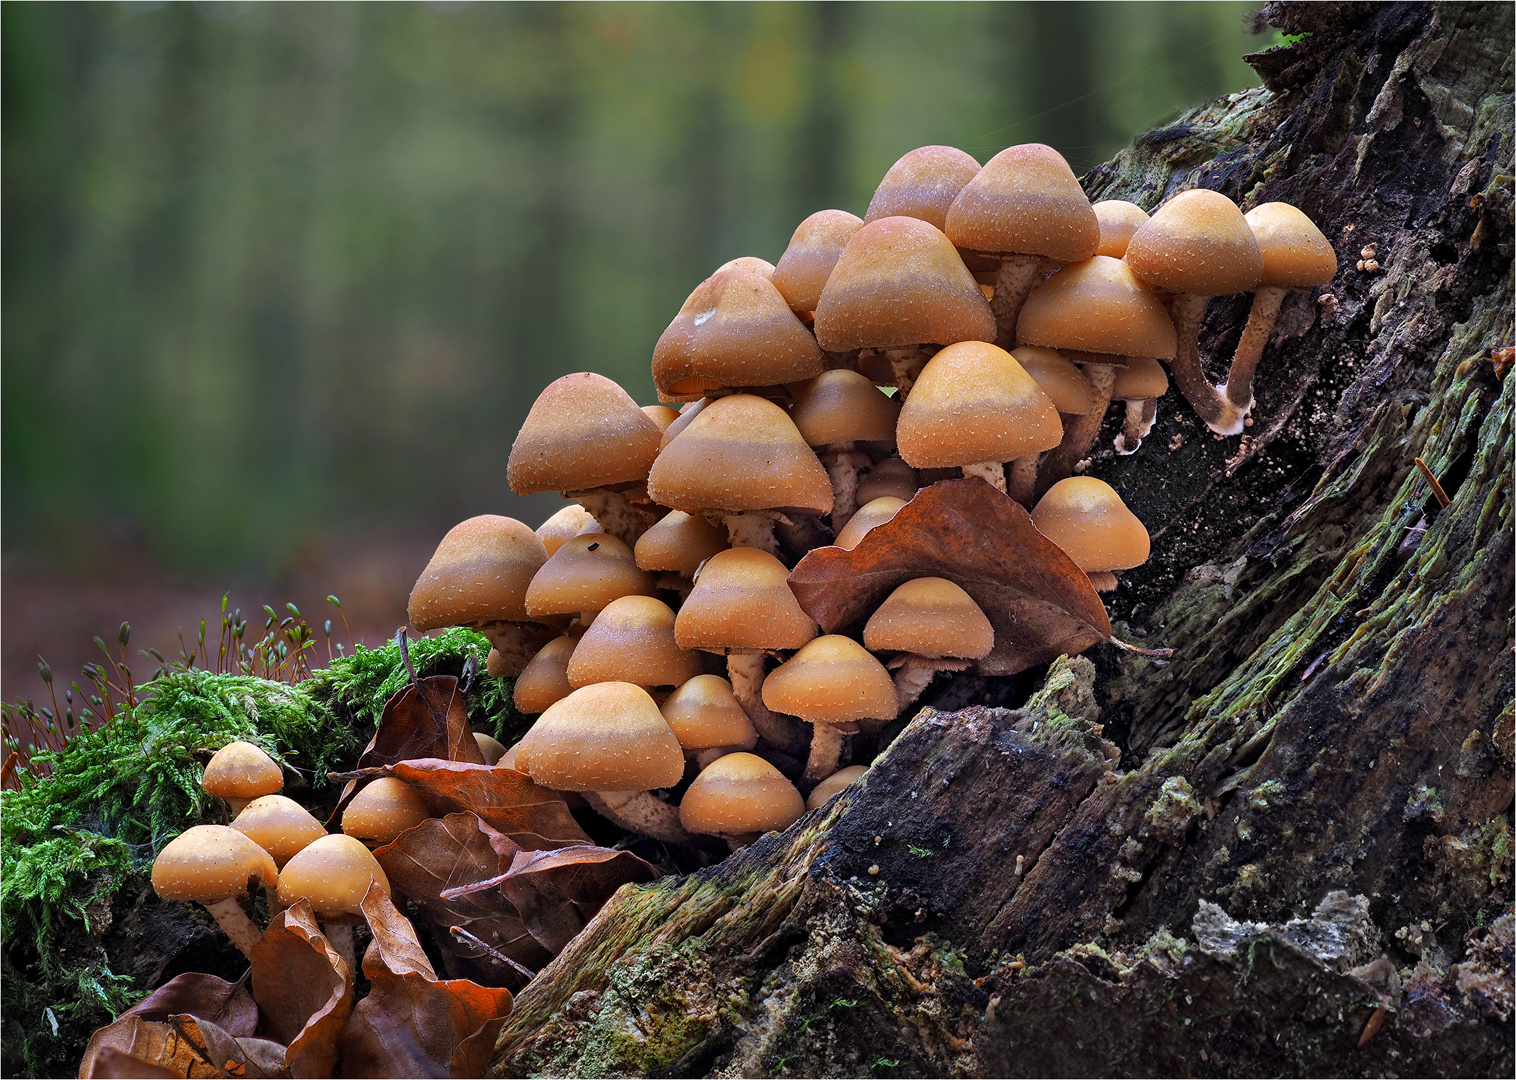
[488,4,1513,1076]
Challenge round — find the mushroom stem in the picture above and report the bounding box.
[480,623,548,678]
[1222,284,1287,416]
[884,346,927,399]
[1168,293,1244,435]
[584,790,692,844]
[727,653,806,753]
[324,923,356,975]
[1114,398,1158,455]
[804,723,845,783]
[1038,361,1118,493]
[890,655,972,712]
[990,253,1049,349]
[720,512,782,556]
[202,898,264,962]
[725,832,762,851]
[821,443,874,530]
[655,573,694,603]
[572,489,661,547]
[1007,455,1039,506]
[1088,571,1119,592]
[960,460,1007,493]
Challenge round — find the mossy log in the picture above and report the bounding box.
[489,4,1514,1077]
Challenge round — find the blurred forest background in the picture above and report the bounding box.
[2,1,1269,703]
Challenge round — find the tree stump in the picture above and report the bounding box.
[488,4,1514,1075]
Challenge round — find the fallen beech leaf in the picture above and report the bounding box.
[490,846,660,954]
[120,972,257,1038]
[789,478,1113,675]
[171,1014,286,1079]
[360,882,438,979]
[79,1016,219,1078]
[81,1045,182,1078]
[251,900,352,1079]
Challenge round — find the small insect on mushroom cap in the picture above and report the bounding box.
[202,741,283,803]
[1031,477,1151,573]
[524,532,657,618]
[536,504,601,556]
[679,752,805,837]
[277,833,390,921]
[152,824,278,903]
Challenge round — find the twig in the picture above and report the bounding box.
[448,926,537,980]
[1413,457,1451,507]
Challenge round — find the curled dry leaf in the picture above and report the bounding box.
[78,1013,285,1080]
[118,971,257,1038]
[81,1045,182,1079]
[788,478,1113,675]
[250,899,353,1079]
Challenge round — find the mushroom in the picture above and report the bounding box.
[855,457,919,505]
[679,752,805,848]
[833,496,906,551]
[1222,202,1337,426]
[863,577,994,711]
[277,833,391,974]
[633,509,730,599]
[895,339,1063,504]
[536,505,601,556]
[473,731,508,765]
[151,825,279,962]
[507,372,666,544]
[944,143,1101,349]
[642,404,682,432]
[715,255,776,278]
[341,777,431,847]
[1031,477,1151,592]
[813,216,995,398]
[202,741,284,816]
[524,532,657,627]
[805,763,868,811]
[1093,200,1150,259]
[512,681,689,843]
[1110,356,1169,455]
[660,674,758,768]
[1123,188,1265,436]
[762,635,897,782]
[513,634,578,715]
[864,145,982,232]
[231,795,327,870]
[789,369,902,528]
[771,209,864,321]
[564,595,704,692]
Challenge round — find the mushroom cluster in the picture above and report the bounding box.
[406,143,1333,849]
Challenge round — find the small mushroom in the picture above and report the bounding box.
[863,577,994,710]
[513,634,581,715]
[833,496,906,551]
[1092,199,1150,259]
[152,824,279,961]
[634,509,730,599]
[865,145,982,232]
[341,777,431,847]
[771,209,864,320]
[473,731,508,765]
[1031,477,1150,591]
[660,674,758,767]
[565,595,704,691]
[805,763,868,811]
[855,457,919,506]
[789,369,902,528]
[277,832,391,974]
[762,635,897,782]
[231,794,327,869]
[679,752,805,849]
[202,741,284,816]
[536,505,601,556]
[1110,356,1169,455]
[524,532,657,626]
[641,404,682,432]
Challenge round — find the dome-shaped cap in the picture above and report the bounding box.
[674,548,817,652]
[771,210,864,313]
[806,764,868,811]
[944,144,1100,263]
[1011,346,1094,414]
[524,533,656,617]
[508,372,664,494]
[277,833,390,921]
[1112,356,1169,399]
[652,267,825,402]
[833,496,906,551]
[863,577,994,659]
[1093,200,1150,259]
[897,341,1063,468]
[789,370,901,446]
[536,505,600,556]
[716,256,776,278]
[634,510,729,575]
[1031,477,1151,573]
[865,145,982,232]
[202,741,283,803]
[660,398,708,449]
[856,459,918,505]
[1245,202,1337,287]
[679,752,804,837]
[409,515,549,631]
[152,825,279,902]
[647,395,833,515]
[474,732,507,765]
[512,682,685,791]
[660,675,757,751]
[813,217,995,353]
[1124,189,1264,297]
[514,634,579,714]
[341,777,431,847]
[231,795,327,869]
[642,404,681,431]
[566,595,704,689]
[762,636,897,725]
[1017,256,1178,360]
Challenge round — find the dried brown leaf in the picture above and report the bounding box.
[171,1015,286,1079]
[81,1045,183,1079]
[361,676,484,769]
[250,900,352,1079]
[788,478,1112,675]
[120,972,257,1038]
[492,845,660,955]
[78,1012,286,1080]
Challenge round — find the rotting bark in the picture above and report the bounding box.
[489,5,1513,1076]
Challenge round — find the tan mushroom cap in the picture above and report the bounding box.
[341,777,431,846]
[566,595,704,689]
[679,752,804,837]
[514,634,579,714]
[813,216,996,352]
[717,256,776,278]
[1112,356,1169,399]
[1124,188,1264,297]
[647,394,833,515]
[508,372,664,493]
[152,825,279,902]
[652,267,825,402]
[634,510,729,575]
[865,145,982,232]
[536,505,601,557]
[771,209,865,313]
[944,143,1100,263]
[474,731,507,765]
[1093,200,1150,259]
[897,341,1063,468]
[276,833,391,921]
[231,795,327,869]
[1032,477,1151,572]
[1016,256,1178,360]
[833,496,906,551]
[863,577,994,659]
[855,459,918,505]
[202,741,283,805]
[660,397,709,449]
[762,635,897,725]
[512,681,685,791]
[789,369,901,446]
[642,404,682,431]
[410,515,550,630]
[660,675,757,752]
[524,532,656,617]
[1245,202,1338,287]
[806,764,868,811]
[675,547,818,653]
[1011,346,1094,414]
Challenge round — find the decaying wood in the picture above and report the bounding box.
[489,4,1513,1075]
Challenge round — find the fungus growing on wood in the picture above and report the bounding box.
[536,505,600,556]
[513,634,579,715]
[805,763,868,811]
[231,795,326,869]
[1093,199,1150,258]
[1111,356,1170,455]
[473,731,507,766]
[341,777,431,847]
[865,145,982,232]
[789,369,902,527]
[679,752,804,847]
[564,595,703,691]
[641,404,681,432]
[202,741,284,816]
[277,833,391,973]
[633,509,729,598]
[771,210,864,317]
[151,825,279,961]
[855,456,919,506]
[524,532,656,626]
[833,496,907,551]
[762,635,896,781]
[863,576,994,710]
[1031,477,1151,591]
[660,674,758,766]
